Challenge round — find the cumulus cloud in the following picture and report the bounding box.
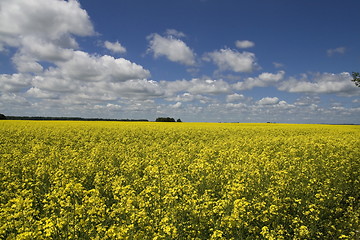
[12,36,75,73]
[257,97,280,105]
[170,102,182,109]
[0,74,32,93]
[104,41,126,54]
[107,79,164,99]
[278,72,357,95]
[233,70,285,90]
[55,51,150,82]
[204,48,258,73]
[0,0,96,76]
[258,71,285,82]
[0,0,94,48]
[19,51,151,101]
[235,40,255,49]
[226,93,245,102]
[32,72,78,93]
[147,31,196,66]
[225,102,247,109]
[20,36,75,62]
[166,92,193,102]
[104,103,122,111]
[165,29,186,38]
[0,0,155,110]
[327,47,346,56]
[12,53,44,73]
[26,87,59,99]
[187,79,231,94]
[24,55,152,106]
[163,78,231,95]
[165,92,215,106]
[294,96,320,106]
[0,93,30,108]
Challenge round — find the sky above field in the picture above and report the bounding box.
[0,0,359,123]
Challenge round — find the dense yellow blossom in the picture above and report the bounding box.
[0,121,359,239]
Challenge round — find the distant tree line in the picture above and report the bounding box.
[0,114,148,122]
[1,113,185,122]
[155,117,182,122]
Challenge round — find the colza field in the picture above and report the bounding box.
[0,121,359,239]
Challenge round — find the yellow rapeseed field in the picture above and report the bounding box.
[0,121,359,239]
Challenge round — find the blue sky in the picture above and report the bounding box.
[0,0,359,123]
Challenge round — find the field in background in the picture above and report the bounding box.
[0,121,359,239]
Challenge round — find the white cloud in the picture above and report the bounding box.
[24,77,164,111]
[327,46,346,56]
[147,32,196,66]
[187,79,231,94]
[162,80,193,95]
[204,48,258,73]
[55,51,150,82]
[0,74,32,92]
[278,72,357,95]
[170,102,182,109]
[165,92,213,104]
[165,92,192,102]
[0,0,164,115]
[32,72,78,93]
[257,97,280,105]
[0,0,95,75]
[276,100,295,110]
[225,102,247,109]
[12,53,44,73]
[163,78,231,95]
[0,0,94,47]
[105,103,122,111]
[233,70,285,90]
[104,41,126,54]
[20,36,75,62]
[165,29,186,38]
[235,40,255,49]
[294,96,320,106]
[258,71,285,82]
[26,87,58,99]
[226,93,245,102]
[0,93,30,107]
[12,36,75,73]
[9,49,152,103]
[106,79,164,100]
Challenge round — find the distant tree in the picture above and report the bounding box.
[177,118,182,122]
[0,113,6,120]
[155,117,175,122]
[352,72,360,87]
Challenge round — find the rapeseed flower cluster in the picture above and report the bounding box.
[0,121,359,239]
